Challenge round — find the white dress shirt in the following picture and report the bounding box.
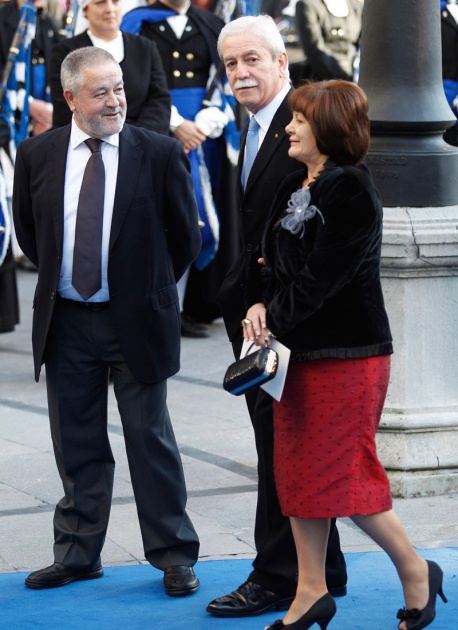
[58,120,120,302]
[244,83,291,164]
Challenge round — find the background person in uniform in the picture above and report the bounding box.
[207,15,347,619]
[0,246,19,333]
[0,169,19,334]
[243,79,446,630]
[123,0,239,338]
[49,0,171,134]
[294,0,362,82]
[13,46,201,596]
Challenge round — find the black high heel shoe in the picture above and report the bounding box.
[266,593,337,630]
[396,560,448,630]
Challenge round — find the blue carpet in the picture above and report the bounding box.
[0,550,456,629]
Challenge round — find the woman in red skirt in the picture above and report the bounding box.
[242,81,447,630]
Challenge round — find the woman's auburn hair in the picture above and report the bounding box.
[288,80,370,164]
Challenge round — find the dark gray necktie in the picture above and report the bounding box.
[242,116,260,190]
[72,138,105,301]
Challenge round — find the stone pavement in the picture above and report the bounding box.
[0,270,457,576]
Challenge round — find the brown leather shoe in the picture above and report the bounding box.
[25,562,103,589]
[206,581,294,617]
[163,565,200,597]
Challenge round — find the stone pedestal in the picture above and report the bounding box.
[376,206,458,497]
[358,0,458,497]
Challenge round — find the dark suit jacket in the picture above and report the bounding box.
[218,92,298,341]
[12,123,201,383]
[49,31,171,133]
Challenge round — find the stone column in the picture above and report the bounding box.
[359,0,458,496]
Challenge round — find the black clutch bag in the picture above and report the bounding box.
[223,346,278,396]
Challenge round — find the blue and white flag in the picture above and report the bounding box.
[0,0,36,152]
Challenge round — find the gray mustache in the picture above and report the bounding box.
[234,79,258,89]
[101,107,123,116]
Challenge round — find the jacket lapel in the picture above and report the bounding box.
[236,125,248,202]
[109,124,143,249]
[47,126,71,256]
[243,92,293,196]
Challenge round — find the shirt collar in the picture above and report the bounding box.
[70,118,120,149]
[251,84,291,134]
[87,29,123,46]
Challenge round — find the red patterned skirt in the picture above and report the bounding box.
[273,356,393,519]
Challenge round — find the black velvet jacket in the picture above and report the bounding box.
[246,161,393,361]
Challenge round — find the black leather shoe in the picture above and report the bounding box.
[25,562,103,590]
[206,581,295,617]
[163,565,200,597]
[181,314,210,338]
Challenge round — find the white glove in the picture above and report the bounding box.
[194,106,229,139]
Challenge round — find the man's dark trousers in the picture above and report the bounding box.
[45,299,199,570]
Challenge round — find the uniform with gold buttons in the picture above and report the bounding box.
[140,8,217,91]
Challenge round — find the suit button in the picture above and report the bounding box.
[186,71,194,78]
[173,70,181,78]
[51,292,56,300]
[173,51,180,59]
[246,244,253,252]
[186,53,194,60]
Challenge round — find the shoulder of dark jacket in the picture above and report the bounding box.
[122,122,178,149]
[313,160,374,188]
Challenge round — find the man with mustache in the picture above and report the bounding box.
[13,46,202,597]
[207,15,348,618]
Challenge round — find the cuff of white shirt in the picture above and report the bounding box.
[170,105,185,132]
